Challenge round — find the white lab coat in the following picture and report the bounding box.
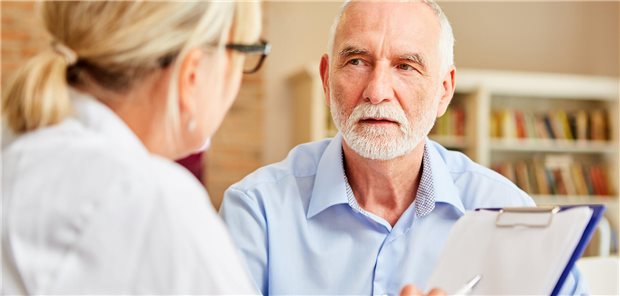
[1,90,256,294]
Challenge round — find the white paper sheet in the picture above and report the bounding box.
[427,207,593,294]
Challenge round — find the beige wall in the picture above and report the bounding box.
[263,1,342,164]
[442,1,619,76]
[263,1,620,163]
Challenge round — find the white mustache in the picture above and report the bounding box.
[347,103,409,133]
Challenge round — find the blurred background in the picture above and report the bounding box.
[2,0,619,265]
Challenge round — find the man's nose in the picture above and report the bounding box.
[362,63,395,104]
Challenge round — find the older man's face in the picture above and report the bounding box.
[327,1,445,160]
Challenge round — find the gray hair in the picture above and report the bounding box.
[326,0,455,75]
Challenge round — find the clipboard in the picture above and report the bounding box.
[427,204,606,295]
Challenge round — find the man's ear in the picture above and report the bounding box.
[436,66,456,118]
[178,48,204,117]
[319,54,331,107]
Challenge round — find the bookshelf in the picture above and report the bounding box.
[289,67,620,248]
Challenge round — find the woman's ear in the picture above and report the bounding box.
[178,48,205,117]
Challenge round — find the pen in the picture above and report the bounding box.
[453,274,482,295]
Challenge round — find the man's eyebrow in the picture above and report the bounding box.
[399,53,427,71]
[339,46,369,58]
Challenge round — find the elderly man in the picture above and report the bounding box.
[220,1,586,295]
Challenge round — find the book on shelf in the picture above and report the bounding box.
[514,161,533,193]
[514,111,526,139]
[589,165,611,196]
[552,169,568,195]
[574,110,588,141]
[501,110,517,139]
[570,163,589,196]
[554,110,574,140]
[523,112,537,141]
[492,155,613,198]
[545,154,577,196]
[490,109,610,142]
[490,110,500,138]
[534,114,549,140]
[430,105,465,138]
[543,114,556,139]
[533,161,551,195]
[590,110,608,141]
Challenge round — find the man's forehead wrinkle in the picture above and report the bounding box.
[337,7,399,59]
[376,24,388,59]
[333,0,442,75]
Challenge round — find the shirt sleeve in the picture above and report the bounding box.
[219,187,269,295]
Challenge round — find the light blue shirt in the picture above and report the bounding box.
[220,134,586,295]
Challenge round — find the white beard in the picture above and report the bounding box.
[330,97,438,160]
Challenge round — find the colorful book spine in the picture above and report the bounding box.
[431,106,466,137]
[490,109,609,142]
[491,157,612,197]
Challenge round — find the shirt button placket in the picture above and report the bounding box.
[373,234,391,295]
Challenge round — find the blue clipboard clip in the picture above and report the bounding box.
[478,204,606,296]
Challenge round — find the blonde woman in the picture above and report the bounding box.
[2,1,267,294]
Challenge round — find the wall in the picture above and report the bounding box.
[263,1,620,163]
[206,74,263,209]
[263,1,342,164]
[442,1,619,77]
[1,2,48,84]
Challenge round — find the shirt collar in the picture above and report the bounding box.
[307,135,465,219]
[307,134,349,219]
[343,144,437,218]
[413,145,436,217]
[425,139,465,215]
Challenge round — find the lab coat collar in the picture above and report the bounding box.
[70,88,149,157]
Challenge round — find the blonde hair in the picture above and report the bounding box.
[2,1,261,134]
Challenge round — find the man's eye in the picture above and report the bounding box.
[397,64,414,71]
[348,59,362,66]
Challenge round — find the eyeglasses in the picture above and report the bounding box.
[158,39,270,74]
[226,39,270,74]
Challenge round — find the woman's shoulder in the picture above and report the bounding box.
[3,119,208,213]
[3,123,223,293]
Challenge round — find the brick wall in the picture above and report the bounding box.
[1,2,49,84]
[1,2,264,210]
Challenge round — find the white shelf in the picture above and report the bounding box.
[534,195,618,205]
[490,139,618,154]
[457,69,619,100]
